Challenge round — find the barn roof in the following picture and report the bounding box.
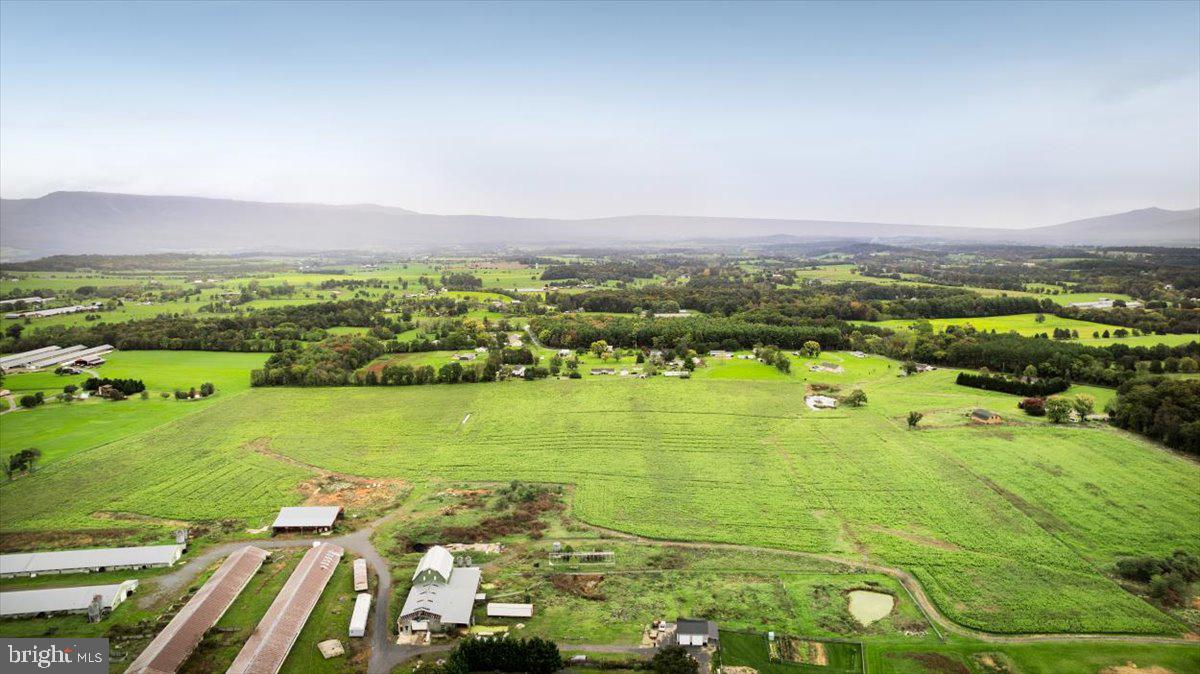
[0,545,183,576]
[0,580,138,617]
[271,506,342,529]
[125,546,269,674]
[227,543,344,674]
[676,618,719,638]
[412,546,454,583]
[400,566,481,626]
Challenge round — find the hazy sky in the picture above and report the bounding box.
[1,1,1198,228]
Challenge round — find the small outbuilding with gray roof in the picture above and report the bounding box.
[270,506,343,534]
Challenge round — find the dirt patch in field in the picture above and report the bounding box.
[891,653,969,674]
[771,637,827,666]
[1100,664,1174,674]
[551,574,606,600]
[723,667,757,674]
[866,525,961,551]
[0,528,142,553]
[298,474,407,510]
[437,492,563,541]
[972,652,1017,672]
[247,437,407,510]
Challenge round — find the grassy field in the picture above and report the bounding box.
[1,351,269,465]
[862,313,1199,348]
[2,352,1196,636]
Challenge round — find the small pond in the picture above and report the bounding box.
[847,589,894,625]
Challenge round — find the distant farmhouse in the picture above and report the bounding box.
[398,546,482,634]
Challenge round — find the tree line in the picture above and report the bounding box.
[954,372,1070,397]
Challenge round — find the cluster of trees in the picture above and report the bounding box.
[4,448,42,479]
[532,315,847,352]
[174,382,216,399]
[1114,550,1199,607]
[440,273,484,290]
[18,392,45,408]
[251,335,387,386]
[1107,376,1200,454]
[753,345,792,373]
[83,377,146,395]
[954,372,1069,397]
[433,636,561,674]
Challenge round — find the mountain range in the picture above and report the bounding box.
[1,191,1196,258]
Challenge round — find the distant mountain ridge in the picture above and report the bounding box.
[1,191,1196,258]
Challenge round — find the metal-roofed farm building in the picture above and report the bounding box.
[227,543,344,674]
[0,580,138,619]
[25,344,114,371]
[270,506,343,535]
[125,546,270,674]
[0,345,65,371]
[0,544,185,578]
[486,603,533,618]
[398,545,482,634]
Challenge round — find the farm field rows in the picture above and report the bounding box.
[2,354,1195,635]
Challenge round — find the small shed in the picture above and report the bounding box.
[970,409,1002,425]
[270,506,343,534]
[486,603,533,618]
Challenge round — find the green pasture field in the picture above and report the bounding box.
[862,313,1199,348]
[721,630,863,674]
[2,353,1196,636]
[0,350,268,464]
[861,638,1200,674]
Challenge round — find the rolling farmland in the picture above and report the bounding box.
[2,354,1195,635]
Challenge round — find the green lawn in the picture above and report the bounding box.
[1,351,269,465]
[2,356,1195,636]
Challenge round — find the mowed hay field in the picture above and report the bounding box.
[2,355,1198,635]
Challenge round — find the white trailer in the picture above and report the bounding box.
[348,593,371,637]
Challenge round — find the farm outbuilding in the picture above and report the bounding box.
[0,580,138,620]
[125,546,270,674]
[970,409,1002,424]
[270,506,343,534]
[349,593,372,637]
[353,558,369,591]
[486,603,533,618]
[0,544,184,578]
[227,543,344,674]
[398,546,482,634]
[674,618,719,647]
